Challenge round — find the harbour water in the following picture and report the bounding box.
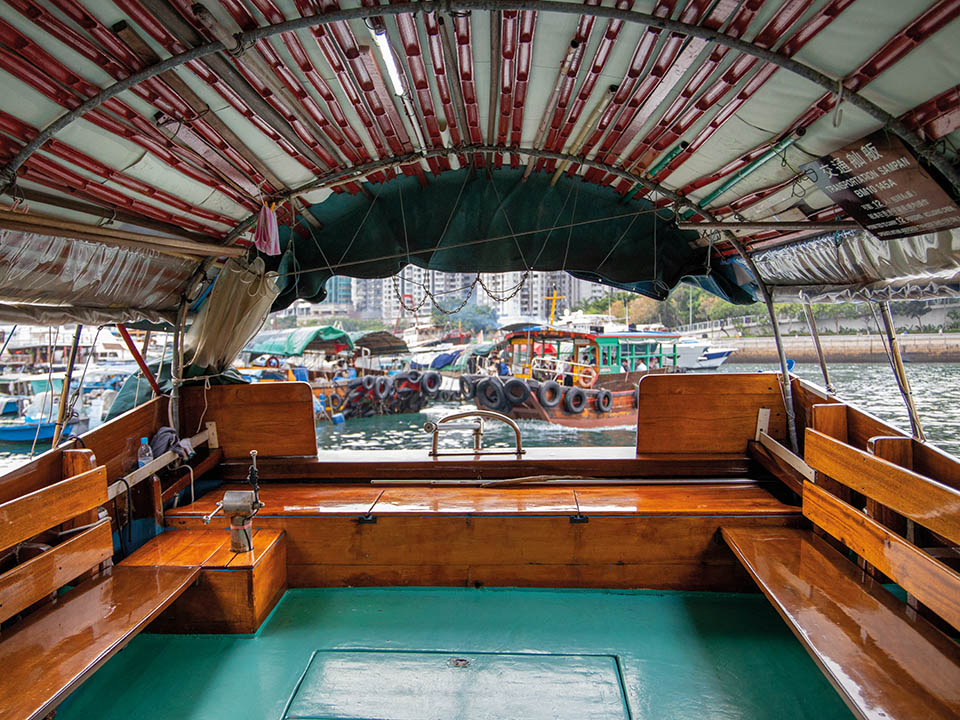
[314,362,960,455]
[0,363,957,474]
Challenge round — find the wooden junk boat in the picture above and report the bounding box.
[466,326,683,427]
[0,2,959,719]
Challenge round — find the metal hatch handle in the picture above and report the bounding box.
[423,410,525,457]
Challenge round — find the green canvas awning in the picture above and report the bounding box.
[244,326,353,357]
[264,170,758,311]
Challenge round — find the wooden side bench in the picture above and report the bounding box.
[0,464,198,720]
[722,429,960,720]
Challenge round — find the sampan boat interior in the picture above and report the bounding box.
[1,371,958,720]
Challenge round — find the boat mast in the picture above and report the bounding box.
[50,324,81,447]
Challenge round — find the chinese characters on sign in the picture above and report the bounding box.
[800,130,960,240]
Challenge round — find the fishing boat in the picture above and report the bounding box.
[0,393,87,442]
[0,3,959,720]
[465,326,681,427]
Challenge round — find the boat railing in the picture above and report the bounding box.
[423,409,525,457]
[528,356,597,386]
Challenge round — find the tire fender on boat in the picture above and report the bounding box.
[537,380,562,408]
[564,386,587,414]
[476,377,506,411]
[596,389,613,412]
[374,376,393,400]
[361,375,376,390]
[503,378,531,405]
[459,375,477,400]
[422,370,442,396]
[329,392,343,410]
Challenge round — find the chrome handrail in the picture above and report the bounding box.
[423,409,525,457]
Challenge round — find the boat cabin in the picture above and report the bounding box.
[501,328,680,387]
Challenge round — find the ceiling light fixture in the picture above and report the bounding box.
[372,29,406,97]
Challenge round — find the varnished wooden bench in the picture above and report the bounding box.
[0,463,198,720]
[723,429,960,720]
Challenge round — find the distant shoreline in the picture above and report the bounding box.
[712,333,960,363]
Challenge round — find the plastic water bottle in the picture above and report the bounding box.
[137,437,153,468]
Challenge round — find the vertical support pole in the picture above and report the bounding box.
[51,324,82,447]
[723,232,799,453]
[802,298,835,394]
[761,290,799,453]
[877,301,925,441]
[170,300,187,434]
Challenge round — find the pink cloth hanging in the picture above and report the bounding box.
[253,204,280,256]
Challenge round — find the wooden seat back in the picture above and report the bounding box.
[804,426,960,631]
[0,464,110,626]
[180,382,317,459]
[635,373,787,456]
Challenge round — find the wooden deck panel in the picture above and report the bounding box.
[722,526,960,720]
[167,483,800,518]
[127,529,288,634]
[123,528,233,568]
[0,565,199,720]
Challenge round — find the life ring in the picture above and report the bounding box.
[422,370,442,396]
[266,356,280,368]
[374,376,393,400]
[329,391,343,410]
[476,377,506,411]
[595,389,613,412]
[504,378,531,405]
[537,380,562,408]
[577,366,598,388]
[564,386,587,414]
[459,375,477,400]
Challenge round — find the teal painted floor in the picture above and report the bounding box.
[58,587,853,719]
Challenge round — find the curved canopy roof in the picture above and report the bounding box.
[0,0,957,321]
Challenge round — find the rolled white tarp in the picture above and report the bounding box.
[183,257,280,373]
[753,228,960,303]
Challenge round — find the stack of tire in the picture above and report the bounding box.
[463,375,614,415]
[325,370,445,419]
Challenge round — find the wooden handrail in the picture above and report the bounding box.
[107,427,212,501]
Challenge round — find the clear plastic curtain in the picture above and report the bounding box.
[183,257,280,373]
